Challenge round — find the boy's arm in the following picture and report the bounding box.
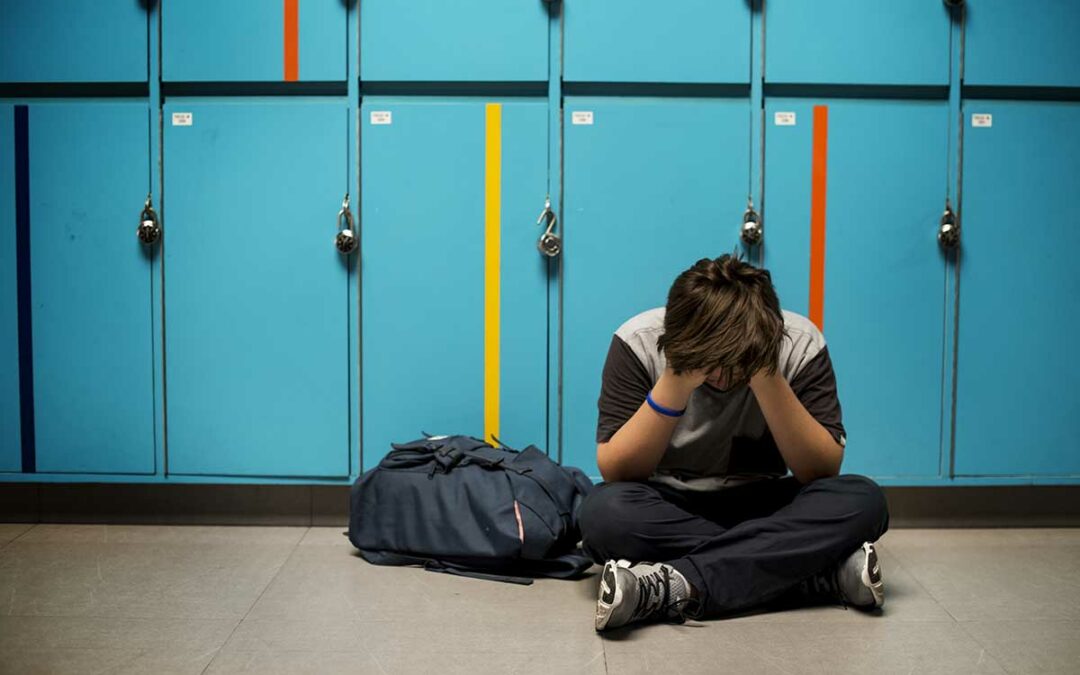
[594,335,704,482]
[598,368,704,482]
[749,348,846,483]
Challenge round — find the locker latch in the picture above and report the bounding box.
[136,194,161,246]
[740,198,763,246]
[938,202,960,249]
[336,194,358,255]
[537,196,561,258]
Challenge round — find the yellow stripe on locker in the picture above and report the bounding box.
[484,103,502,445]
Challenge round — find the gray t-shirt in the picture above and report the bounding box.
[596,308,846,490]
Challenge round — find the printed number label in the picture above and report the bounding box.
[774,112,796,126]
[171,112,192,126]
[370,111,393,125]
[972,114,992,128]
[571,111,594,126]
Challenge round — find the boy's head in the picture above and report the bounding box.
[656,254,785,389]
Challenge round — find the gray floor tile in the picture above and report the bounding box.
[206,650,384,674]
[221,618,370,653]
[299,526,351,546]
[18,524,306,546]
[0,615,230,675]
[0,647,219,675]
[882,529,1080,621]
[603,620,1008,674]
[0,541,294,620]
[0,615,235,651]
[0,523,33,548]
[246,545,598,623]
[372,648,607,675]
[960,620,1080,674]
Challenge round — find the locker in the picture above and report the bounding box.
[0,102,155,474]
[765,1,951,86]
[164,100,351,477]
[360,0,549,82]
[563,0,751,84]
[163,0,347,82]
[561,98,749,479]
[360,99,549,470]
[0,106,19,471]
[955,101,1080,476]
[0,0,148,83]
[764,99,949,479]
[963,0,1080,88]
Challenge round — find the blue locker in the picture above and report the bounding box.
[0,106,19,472]
[955,102,1080,477]
[564,1,750,84]
[360,99,549,470]
[561,98,748,479]
[0,0,148,83]
[764,99,949,480]
[360,1,549,82]
[163,0,346,82]
[164,100,350,477]
[765,2,951,86]
[1,102,155,474]
[964,0,1080,88]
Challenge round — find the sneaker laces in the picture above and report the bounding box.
[629,566,700,625]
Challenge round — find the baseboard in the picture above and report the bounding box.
[2,483,1079,528]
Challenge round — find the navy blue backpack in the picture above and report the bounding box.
[348,435,595,584]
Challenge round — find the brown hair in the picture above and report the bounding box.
[656,254,785,383]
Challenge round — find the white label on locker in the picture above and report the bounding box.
[171,112,192,126]
[370,111,393,125]
[571,111,594,126]
[972,114,993,128]
[774,112,797,126]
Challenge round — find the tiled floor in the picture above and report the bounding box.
[0,525,1077,674]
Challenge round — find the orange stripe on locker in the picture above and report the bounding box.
[284,0,299,81]
[809,105,829,332]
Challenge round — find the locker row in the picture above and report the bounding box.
[2,96,1078,485]
[2,0,1079,88]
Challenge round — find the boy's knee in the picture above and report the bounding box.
[834,474,890,538]
[578,482,658,562]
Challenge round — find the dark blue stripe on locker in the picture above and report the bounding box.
[14,105,36,474]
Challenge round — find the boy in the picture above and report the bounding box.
[582,255,889,630]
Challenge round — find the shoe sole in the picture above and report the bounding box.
[861,542,885,608]
[595,560,623,631]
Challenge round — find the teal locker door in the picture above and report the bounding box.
[360,99,549,470]
[764,100,948,480]
[765,2,950,86]
[964,0,1080,88]
[360,1,549,82]
[24,102,155,474]
[561,98,748,479]
[163,0,347,82]
[955,102,1080,477]
[0,0,148,83]
[164,100,350,477]
[0,105,19,471]
[564,1,750,84]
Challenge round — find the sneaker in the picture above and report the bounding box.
[801,541,885,609]
[595,559,694,631]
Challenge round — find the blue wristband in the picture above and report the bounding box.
[646,391,685,418]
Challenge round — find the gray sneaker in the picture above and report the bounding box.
[595,559,694,631]
[802,541,885,609]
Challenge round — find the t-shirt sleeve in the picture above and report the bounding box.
[789,346,847,446]
[596,335,654,443]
